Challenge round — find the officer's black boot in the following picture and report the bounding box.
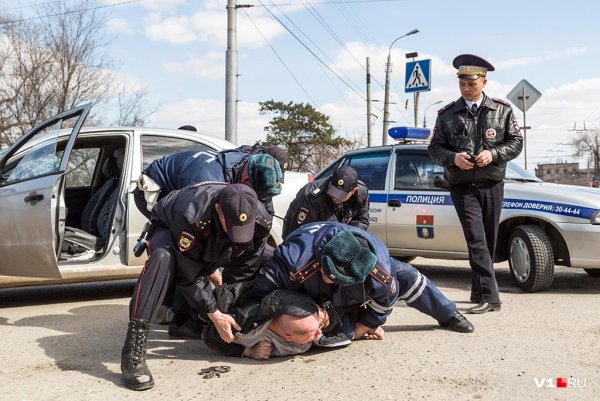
[121,319,154,391]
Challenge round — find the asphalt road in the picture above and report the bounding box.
[1,259,599,401]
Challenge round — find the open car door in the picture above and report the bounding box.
[0,104,92,278]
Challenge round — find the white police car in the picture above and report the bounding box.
[0,104,309,287]
[317,127,600,292]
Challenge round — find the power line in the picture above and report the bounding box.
[243,9,318,106]
[258,0,366,101]
[0,0,142,25]
[252,0,410,6]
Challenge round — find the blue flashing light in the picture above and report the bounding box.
[388,126,431,141]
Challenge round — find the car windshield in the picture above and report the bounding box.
[505,161,542,182]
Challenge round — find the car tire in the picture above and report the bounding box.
[583,268,600,277]
[508,225,554,293]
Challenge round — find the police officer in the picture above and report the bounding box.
[428,54,523,314]
[134,150,282,218]
[121,183,263,391]
[282,166,369,238]
[254,222,474,347]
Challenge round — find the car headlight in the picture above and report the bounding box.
[592,210,600,225]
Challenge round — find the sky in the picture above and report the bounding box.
[4,0,600,171]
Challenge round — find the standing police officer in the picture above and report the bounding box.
[121,183,263,391]
[428,54,523,314]
[254,221,474,347]
[282,166,369,238]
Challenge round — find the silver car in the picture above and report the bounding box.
[317,143,600,292]
[0,104,308,287]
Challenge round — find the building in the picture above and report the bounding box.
[534,162,593,186]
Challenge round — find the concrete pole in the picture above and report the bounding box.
[366,57,372,147]
[382,52,392,145]
[225,0,238,144]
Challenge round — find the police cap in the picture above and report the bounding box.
[264,145,290,172]
[217,184,258,244]
[327,166,359,200]
[453,54,495,80]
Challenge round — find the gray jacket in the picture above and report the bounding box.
[428,94,523,185]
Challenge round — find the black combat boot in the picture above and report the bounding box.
[121,319,154,391]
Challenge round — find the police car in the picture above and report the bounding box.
[317,127,600,293]
[0,104,309,287]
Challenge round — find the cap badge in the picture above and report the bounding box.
[283,162,288,169]
[239,213,248,222]
[338,179,344,186]
[267,158,274,166]
[329,274,335,279]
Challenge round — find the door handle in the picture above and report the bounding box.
[387,199,401,207]
[24,194,44,203]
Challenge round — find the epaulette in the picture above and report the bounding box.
[369,265,393,286]
[438,101,455,114]
[492,97,511,107]
[190,181,227,188]
[309,187,322,198]
[289,260,320,284]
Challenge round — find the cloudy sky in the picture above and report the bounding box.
[6,0,600,171]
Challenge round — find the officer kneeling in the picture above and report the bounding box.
[121,183,259,391]
[254,222,474,347]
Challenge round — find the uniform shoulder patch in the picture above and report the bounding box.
[178,231,196,252]
[289,260,320,284]
[369,265,393,286]
[438,101,455,114]
[492,97,511,107]
[296,207,309,225]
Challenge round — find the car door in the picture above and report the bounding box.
[339,150,392,244]
[0,104,92,278]
[386,149,466,255]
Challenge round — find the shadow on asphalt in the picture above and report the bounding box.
[0,279,137,307]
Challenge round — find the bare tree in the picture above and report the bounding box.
[570,128,600,175]
[0,1,153,148]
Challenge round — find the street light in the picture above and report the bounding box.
[382,28,419,145]
[423,100,443,127]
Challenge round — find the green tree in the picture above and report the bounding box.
[259,100,355,173]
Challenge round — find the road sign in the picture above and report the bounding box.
[405,59,431,93]
[506,79,542,113]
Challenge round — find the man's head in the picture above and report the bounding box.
[274,312,322,345]
[327,166,359,204]
[214,184,258,244]
[453,54,494,102]
[246,154,283,199]
[319,230,377,286]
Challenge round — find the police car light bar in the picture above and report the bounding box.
[388,126,431,141]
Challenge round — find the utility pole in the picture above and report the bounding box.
[366,57,372,147]
[225,0,238,144]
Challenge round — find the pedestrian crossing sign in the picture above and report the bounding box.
[405,59,431,93]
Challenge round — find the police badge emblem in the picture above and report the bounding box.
[297,207,309,224]
[178,231,195,252]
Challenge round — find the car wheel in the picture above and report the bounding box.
[396,256,416,263]
[583,269,600,277]
[508,225,554,292]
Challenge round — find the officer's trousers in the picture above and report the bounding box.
[392,258,456,322]
[450,180,503,304]
[129,227,174,321]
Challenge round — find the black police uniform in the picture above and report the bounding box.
[428,55,523,307]
[282,176,369,238]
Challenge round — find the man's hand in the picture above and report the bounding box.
[243,341,273,360]
[454,152,475,170]
[207,310,241,343]
[208,270,223,288]
[354,322,384,340]
[474,150,493,167]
